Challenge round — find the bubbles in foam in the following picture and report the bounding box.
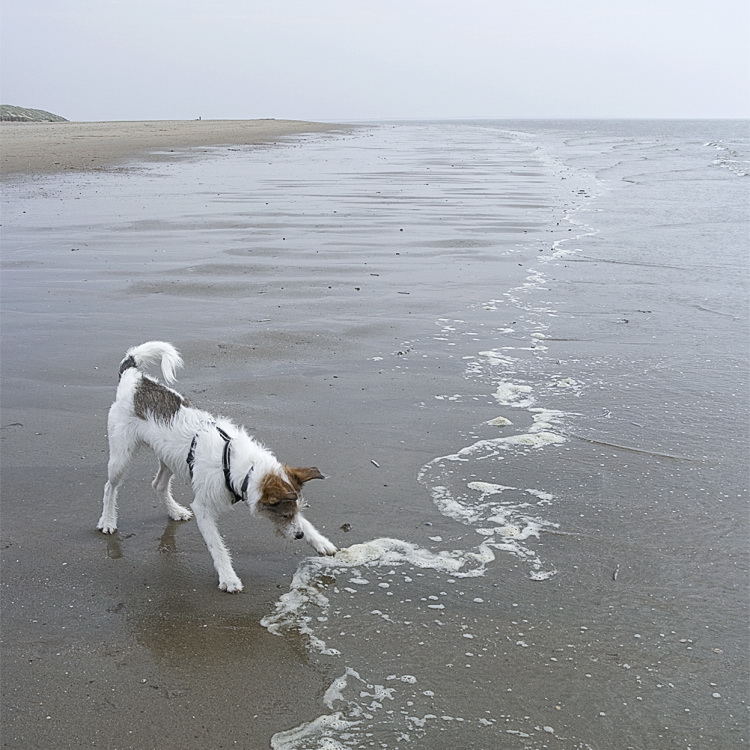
[271,667,465,750]
[493,381,535,408]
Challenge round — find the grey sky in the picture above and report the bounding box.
[1,0,748,122]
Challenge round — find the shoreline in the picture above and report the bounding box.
[0,118,351,177]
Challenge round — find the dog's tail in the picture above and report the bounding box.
[118,341,183,384]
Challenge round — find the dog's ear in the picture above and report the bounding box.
[259,474,298,506]
[286,466,325,489]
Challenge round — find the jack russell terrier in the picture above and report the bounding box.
[97,341,337,592]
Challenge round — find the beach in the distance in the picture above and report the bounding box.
[1,119,747,749]
[0,118,348,176]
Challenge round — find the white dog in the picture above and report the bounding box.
[97,341,337,592]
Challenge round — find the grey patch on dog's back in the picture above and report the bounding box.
[133,377,189,422]
[118,355,137,379]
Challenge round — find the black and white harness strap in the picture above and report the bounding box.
[187,424,253,504]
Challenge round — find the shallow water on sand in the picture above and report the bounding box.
[255,121,749,750]
[1,120,747,749]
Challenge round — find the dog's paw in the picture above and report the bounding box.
[219,578,244,594]
[97,521,117,534]
[168,506,193,522]
[315,539,338,556]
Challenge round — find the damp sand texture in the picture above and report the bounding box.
[1,119,747,749]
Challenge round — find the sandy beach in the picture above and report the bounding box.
[0,118,347,176]
[1,120,746,749]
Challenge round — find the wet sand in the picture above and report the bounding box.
[0,118,348,176]
[2,120,746,749]
[0,119,483,749]
[1,120,368,749]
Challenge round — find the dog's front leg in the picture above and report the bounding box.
[193,501,243,593]
[298,515,337,556]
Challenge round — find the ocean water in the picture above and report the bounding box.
[2,119,747,749]
[252,121,749,749]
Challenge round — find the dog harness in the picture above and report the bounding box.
[187,424,252,504]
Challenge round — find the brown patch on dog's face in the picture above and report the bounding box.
[258,468,324,525]
[257,474,299,535]
[259,474,298,509]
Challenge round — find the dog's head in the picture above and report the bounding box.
[257,466,324,540]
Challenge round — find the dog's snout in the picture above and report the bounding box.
[294,530,305,540]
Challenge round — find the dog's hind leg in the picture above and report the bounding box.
[193,500,243,593]
[97,433,138,534]
[152,460,193,522]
